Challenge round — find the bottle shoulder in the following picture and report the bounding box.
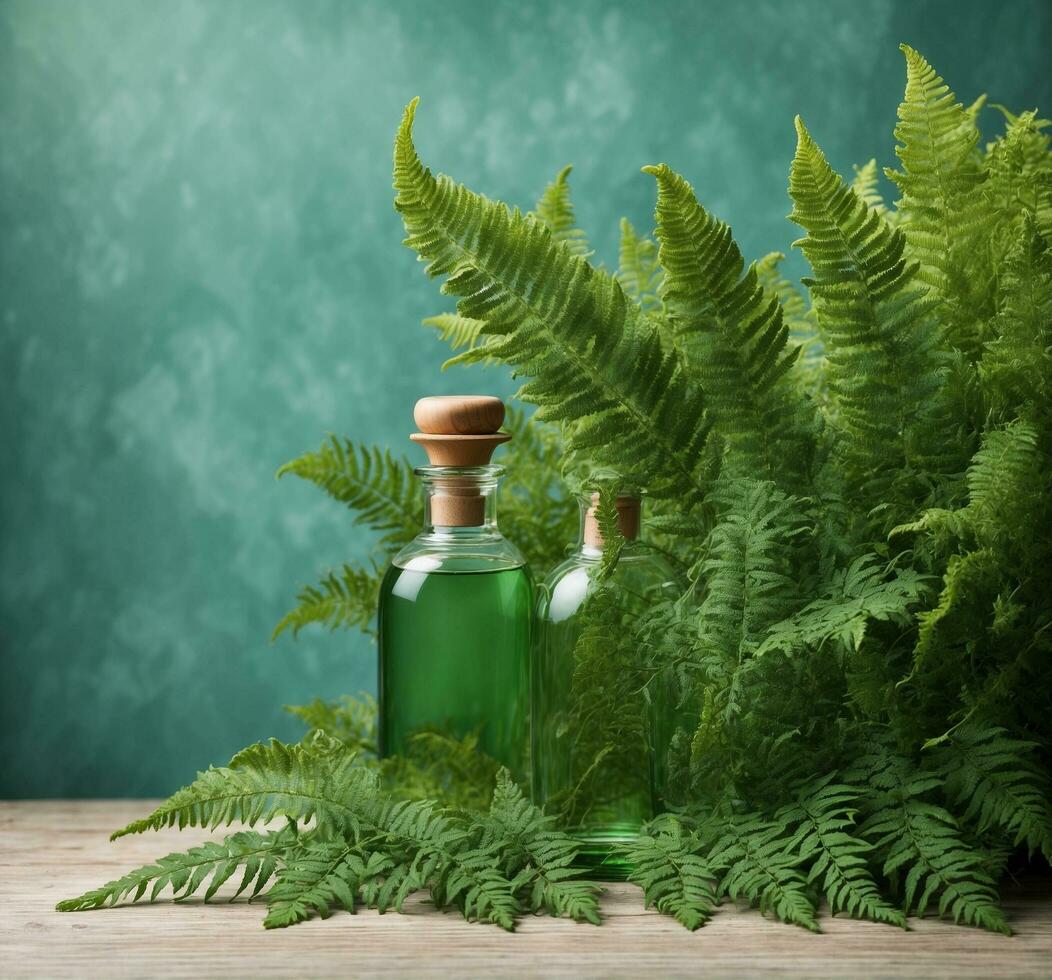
[392,528,527,574]
[537,543,678,624]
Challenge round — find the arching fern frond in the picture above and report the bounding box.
[532,164,592,258]
[887,45,990,357]
[56,830,290,911]
[778,778,906,927]
[277,437,421,546]
[755,251,823,395]
[790,116,960,512]
[393,98,711,502]
[645,163,809,486]
[934,725,1052,861]
[273,562,380,640]
[112,733,375,839]
[861,753,1010,933]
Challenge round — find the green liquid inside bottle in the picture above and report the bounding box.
[378,562,532,778]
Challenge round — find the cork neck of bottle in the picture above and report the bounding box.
[581,493,642,550]
[409,395,509,528]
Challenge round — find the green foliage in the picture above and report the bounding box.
[272,562,380,639]
[627,824,718,930]
[61,743,598,932]
[71,45,1052,937]
[393,97,711,502]
[790,116,962,520]
[532,164,593,258]
[57,830,290,911]
[646,163,810,486]
[616,218,663,315]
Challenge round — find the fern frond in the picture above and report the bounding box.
[277,436,421,546]
[778,778,906,927]
[272,562,380,640]
[981,213,1052,421]
[708,815,819,931]
[285,693,379,756]
[532,164,592,257]
[423,312,495,369]
[757,555,930,658]
[263,842,400,928]
[934,725,1052,861]
[393,98,711,501]
[57,830,289,911]
[627,825,719,930]
[862,754,1010,933]
[645,163,808,484]
[111,733,375,839]
[850,159,888,214]
[790,116,960,507]
[887,45,990,356]
[616,217,664,314]
[481,769,601,924]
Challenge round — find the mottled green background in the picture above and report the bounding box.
[2,0,1050,797]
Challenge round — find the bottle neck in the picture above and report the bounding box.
[578,493,643,554]
[417,464,503,534]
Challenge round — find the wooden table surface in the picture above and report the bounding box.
[3,800,1051,979]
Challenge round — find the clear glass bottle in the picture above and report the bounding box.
[378,397,532,785]
[532,492,677,879]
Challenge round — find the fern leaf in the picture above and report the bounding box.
[481,769,601,924]
[887,45,990,356]
[264,840,385,928]
[422,312,494,369]
[617,217,664,314]
[757,555,930,658]
[111,733,375,839]
[393,98,710,501]
[532,164,592,257]
[285,693,379,756]
[862,754,1010,933]
[57,830,288,912]
[790,115,960,506]
[277,436,421,546]
[645,163,808,484]
[934,725,1052,861]
[981,213,1052,420]
[627,826,719,930]
[779,778,906,927]
[708,815,819,931]
[850,159,888,214]
[273,562,380,640]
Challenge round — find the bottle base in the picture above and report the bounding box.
[569,826,640,881]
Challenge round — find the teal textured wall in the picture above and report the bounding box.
[2,0,1050,797]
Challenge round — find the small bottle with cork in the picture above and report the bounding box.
[531,488,677,879]
[377,395,532,784]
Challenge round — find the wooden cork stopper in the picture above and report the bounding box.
[583,493,641,549]
[409,396,510,527]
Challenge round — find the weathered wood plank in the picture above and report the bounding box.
[2,801,1050,979]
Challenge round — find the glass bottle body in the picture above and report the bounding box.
[378,466,532,785]
[532,507,677,878]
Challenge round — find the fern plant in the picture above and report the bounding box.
[61,44,1051,935]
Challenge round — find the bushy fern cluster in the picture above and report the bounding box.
[61,44,1051,934]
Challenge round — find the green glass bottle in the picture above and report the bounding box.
[532,492,677,879]
[378,396,532,784]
